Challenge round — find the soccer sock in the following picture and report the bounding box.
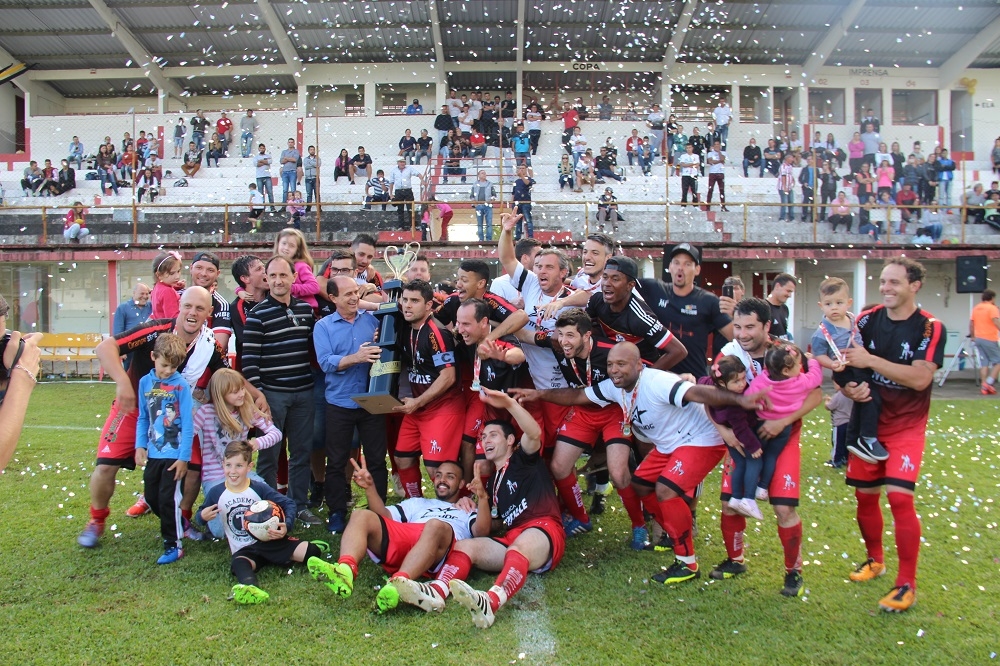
[554,474,589,524]
[430,550,472,601]
[90,506,110,525]
[640,493,662,525]
[855,490,885,563]
[720,512,746,562]
[181,508,192,522]
[616,485,646,528]
[657,496,695,560]
[303,542,322,561]
[397,465,424,498]
[338,555,359,578]
[777,521,803,573]
[988,377,996,386]
[888,492,921,589]
[489,550,530,611]
[231,556,257,586]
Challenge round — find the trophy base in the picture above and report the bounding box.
[351,391,404,415]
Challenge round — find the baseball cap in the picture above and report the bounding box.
[604,256,639,281]
[191,251,220,268]
[669,243,701,265]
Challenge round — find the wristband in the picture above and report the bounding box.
[15,363,38,383]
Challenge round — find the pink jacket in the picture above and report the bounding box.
[748,359,823,421]
[848,140,865,159]
[151,281,181,319]
[290,260,319,309]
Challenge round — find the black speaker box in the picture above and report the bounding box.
[956,255,988,294]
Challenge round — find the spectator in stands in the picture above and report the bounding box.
[349,146,373,185]
[596,187,621,232]
[302,146,319,213]
[67,136,85,170]
[247,183,265,229]
[823,132,844,168]
[920,154,939,204]
[984,192,1000,229]
[118,145,136,182]
[332,148,350,183]
[713,99,733,148]
[136,168,160,204]
[809,130,825,159]
[704,121,723,155]
[37,159,56,197]
[705,140,728,211]
[665,114,679,165]
[575,151,597,192]
[688,126,707,175]
[525,103,543,155]
[595,146,624,183]
[646,103,666,161]
[443,137,467,183]
[789,130,804,158]
[206,132,225,168]
[859,108,880,134]
[763,138,782,177]
[470,170,497,241]
[121,132,133,157]
[190,110,210,151]
[500,90,516,134]
[172,117,186,159]
[817,160,839,222]
[828,191,854,232]
[902,154,919,191]
[239,110,258,158]
[511,124,531,167]
[415,130,433,165]
[468,129,487,166]
[96,146,120,195]
[671,125,688,175]
[406,99,423,115]
[777,129,790,152]
[638,136,654,176]
[434,105,453,152]
[398,129,417,164]
[457,104,474,137]
[777,153,796,221]
[992,138,1000,177]
[570,126,589,167]
[135,131,149,165]
[561,101,580,155]
[855,161,874,208]
[911,140,925,162]
[937,148,956,208]
[679,143,700,205]
[890,141,906,192]
[896,182,920,227]
[113,283,152,338]
[363,169,390,211]
[103,136,118,164]
[597,96,614,120]
[54,159,76,196]
[215,112,233,155]
[389,158,417,229]
[875,158,895,200]
[965,183,987,225]
[860,123,880,168]
[623,103,639,121]
[20,160,43,196]
[626,128,642,167]
[181,141,202,179]
[799,154,816,222]
[511,164,535,239]
[279,138,300,202]
[255,143,276,213]
[847,131,865,178]
[558,154,575,190]
[743,138,763,177]
[63,201,89,243]
[874,142,892,174]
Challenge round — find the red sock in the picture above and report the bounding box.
[720,512,746,562]
[337,555,359,578]
[397,465,423,498]
[855,490,885,563]
[640,493,662,525]
[393,571,411,580]
[181,508,192,521]
[554,474,589,524]
[777,521,803,573]
[90,506,110,524]
[616,485,646,528]
[888,492,921,589]
[431,549,472,599]
[657,496,694,558]
[489,550,530,610]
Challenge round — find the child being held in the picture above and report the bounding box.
[810,277,887,464]
[197,440,335,605]
[285,189,305,229]
[273,229,320,310]
[134,333,194,565]
[150,251,185,319]
[825,389,852,468]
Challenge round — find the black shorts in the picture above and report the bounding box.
[232,537,303,569]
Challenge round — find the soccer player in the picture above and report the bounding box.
[841,258,944,612]
[391,388,565,629]
[435,258,528,342]
[570,232,615,296]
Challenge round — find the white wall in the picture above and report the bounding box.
[0,83,19,153]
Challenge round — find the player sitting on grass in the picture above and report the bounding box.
[198,440,326,605]
[307,458,489,613]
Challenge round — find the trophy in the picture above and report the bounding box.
[351,242,420,414]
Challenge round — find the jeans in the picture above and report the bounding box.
[475,203,494,241]
[256,176,274,207]
[280,170,296,202]
[940,180,952,206]
[305,177,317,211]
[801,186,814,221]
[256,388,315,507]
[743,159,763,177]
[192,131,205,151]
[68,154,83,170]
[414,149,431,165]
[528,129,541,155]
[596,168,622,182]
[401,149,415,164]
[241,131,253,158]
[717,124,729,147]
[559,174,575,189]
[515,202,533,239]
[63,224,89,241]
[100,170,119,195]
[325,404,387,514]
[778,190,793,220]
[649,129,663,158]
[515,151,531,167]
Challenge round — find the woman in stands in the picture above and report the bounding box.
[847,131,865,180]
[207,132,225,168]
[334,149,350,183]
[96,144,120,196]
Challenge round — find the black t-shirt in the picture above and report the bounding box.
[585,292,674,366]
[116,318,227,394]
[454,335,523,392]
[351,153,372,168]
[488,446,560,528]
[535,331,612,387]
[436,291,519,328]
[500,99,516,119]
[768,299,790,339]
[400,317,456,401]
[857,304,945,437]
[637,279,731,378]
[230,296,261,368]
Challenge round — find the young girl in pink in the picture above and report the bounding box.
[746,343,823,506]
[150,251,184,319]
[274,229,319,311]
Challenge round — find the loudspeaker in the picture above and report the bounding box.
[956,255,988,294]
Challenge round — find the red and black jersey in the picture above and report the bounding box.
[436,291,520,328]
[116,318,228,394]
[488,446,561,528]
[586,292,675,365]
[455,335,524,392]
[230,296,261,370]
[534,331,612,387]
[857,304,945,437]
[400,316,456,401]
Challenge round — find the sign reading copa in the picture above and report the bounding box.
[571,62,601,70]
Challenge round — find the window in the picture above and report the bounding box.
[739,86,770,124]
[892,89,937,126]
[808,88,845,124]
[854,89,882,127]
[344,94,364,117]
[379,92,406,115]
[670,85,730,124]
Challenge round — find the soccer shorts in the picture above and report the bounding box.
[395,395,465,466]
[524,401,571,456]
[462,392,487,447]
[491,516,565,573]
[367,515,454,576]
[557,403,630,451]
[846,432,925,491]
[719,421,802,506]
[96,400,139,469]
[633,445,726,501]
[232,536,303,570]
[188,433,203,471]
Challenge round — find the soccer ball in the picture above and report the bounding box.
[242,500,284,541]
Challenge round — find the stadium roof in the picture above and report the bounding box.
[1,0,999,98]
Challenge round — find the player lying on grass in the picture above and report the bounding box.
[308,458,490,613]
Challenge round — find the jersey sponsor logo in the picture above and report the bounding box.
[899,341,913,360]
[782,474,797,490]
[680,304,698,316]
[409,372,433,385]
[669,460,684,475]
[501,497,528,527]
[900,455,915,473]
[658,298,669,309]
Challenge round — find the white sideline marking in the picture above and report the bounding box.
[24,425,99,431]
[514,576,556,662]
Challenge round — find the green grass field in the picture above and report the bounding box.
[2,384,998,664]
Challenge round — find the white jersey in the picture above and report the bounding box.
[584,368,722,453]
[489,273,520,304]
[570,269,602,295]
[386,498,477,541]
[509,263,570,390]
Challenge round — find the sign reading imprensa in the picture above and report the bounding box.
[848,68,890,77]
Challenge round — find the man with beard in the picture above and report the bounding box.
[435,259,527,342]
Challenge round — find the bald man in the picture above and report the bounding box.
[79,287,263,548]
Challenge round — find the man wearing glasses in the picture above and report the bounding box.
[241,256,322,526]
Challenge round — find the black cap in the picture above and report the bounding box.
[191,251,220,268]
[670,243,701,265]
[604,256,639,281]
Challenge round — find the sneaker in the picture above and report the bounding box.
[307,556,353,598]
[309,481,325,508]
[391,472,406,497]
[393,577,445,613]
[780,571,804,597]
[742,498,764,521]
[849,558,887,582]
[709,558,748,580]
[449,579,496,629]
[982,383,997,395]
[232,583,269,605]
[878,583,916,612]
[563,517,593,537]
[183,517,205,541]
[157,546,184,565]
[375,581,400,614]
[652,560,700,585]
[77,520,104,548]
[755,487,769,501]
[847,436,890,464]
[589,493,606,515]
[727,496,745,514]
[297,508,323,526]
[645,531,674,553]
[327,511,347,534]
[125,493,152,518]
[630,526,649,551]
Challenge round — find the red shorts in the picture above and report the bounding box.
[846,430,924,490]
[524,401,571,456]
[189,433,203,470]
[367,517,454,576]
[633,445,726,500]
[396,396,465,465]
[491,516,565,573]
[96,400,138,469]
[719,421,802,506]
[557,404,630,451]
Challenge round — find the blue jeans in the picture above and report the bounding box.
[68,154,83,170]
[256,388,315,507]
[718,124,729,147]
[192,131,205,151]
[241,131,253,158]
[940,180,952,206]
[280,171,296,202]
[256,176,274,207]
[515,202,533,239]
[100,170,119,195]
[305,178,317,210]
[596,168,622,182]
[515,151,531,167]
[415,149,431,165]
[743,159,763,177]
[476,203,494,241]
[779,190,794,220]
[559,174,575,189]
